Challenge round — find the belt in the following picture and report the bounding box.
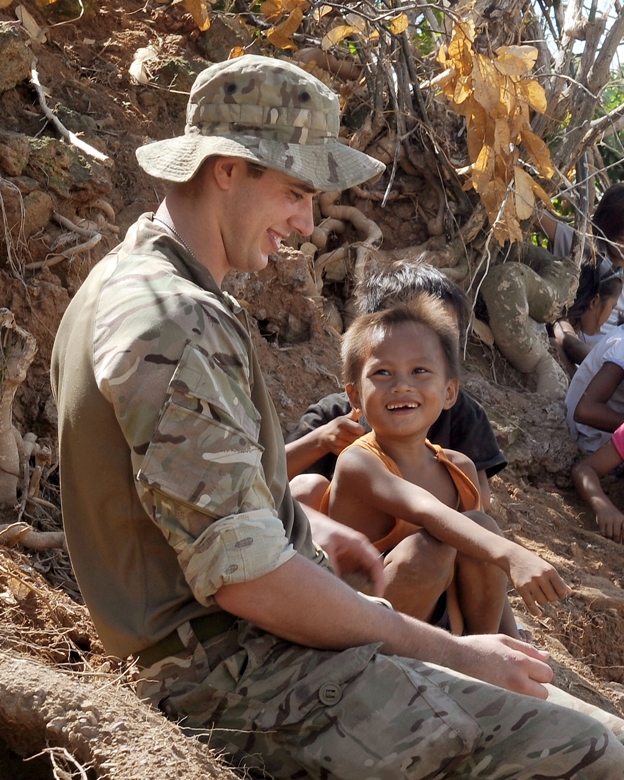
[135,611,238,670]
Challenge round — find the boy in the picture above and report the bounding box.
[323,297,569,635]
[286,262,506,509]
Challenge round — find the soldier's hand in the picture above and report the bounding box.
[451,634,553,699]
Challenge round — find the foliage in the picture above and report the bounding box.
[436,17,554,244]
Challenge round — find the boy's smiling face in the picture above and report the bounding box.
[346,321,459,443]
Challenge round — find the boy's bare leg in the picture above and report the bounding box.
[455,510,510,635]
[383,530,455,621]
[499,597,523,639]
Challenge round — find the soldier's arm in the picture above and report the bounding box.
[214,551,555,699]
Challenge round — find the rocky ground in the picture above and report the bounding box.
[1,0,624,777]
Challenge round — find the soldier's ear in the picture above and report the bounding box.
[212,157,247,191]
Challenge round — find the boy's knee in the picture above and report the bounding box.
[290,474,329,511]
[464,509,503,536]
[386,532,456,579]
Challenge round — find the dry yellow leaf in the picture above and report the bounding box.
[183,0,210,31]
[260,0,283,20]
[494,45,538,77]
[494,116,511,157]
[481,177,507,222]
[473,54,501,112]
[513,165,535,220]
[482,178,523,244]
[495,81,516,118]
[472,143,495,193]
[510,103,530,140]
[267,4,307,49]
[0,0,14,6]
[389,12,409,34]
[345,12,367,34]
[313,3,332,22]
[531,178,555,211]
[517,79,547,114]
[448,34,474,77]
[466,102,487,162]
[321,24,357,51]
[453,74,472,105]
[496,213,523,244]
[228,47,246,59]
[521,126,554,178]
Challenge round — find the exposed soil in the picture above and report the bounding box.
[1,0,624,775]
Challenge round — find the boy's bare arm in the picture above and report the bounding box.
[572,441,624,543]
[332,448,571,615]
[285,410,365,479]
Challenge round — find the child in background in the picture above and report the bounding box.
[537,182,624,339]
[322,297,570,635]
[572,422,624,543]
[551,259,622,377]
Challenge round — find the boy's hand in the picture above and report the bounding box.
[307,511,386,597]
[596,506,624,543]
[320,409,366,455]
[506,547,572,616]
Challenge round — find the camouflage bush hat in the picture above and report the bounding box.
[136,54,385,191]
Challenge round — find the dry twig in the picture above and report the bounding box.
[29,64,111,165]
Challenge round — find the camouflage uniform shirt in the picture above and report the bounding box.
[51,214,320,658]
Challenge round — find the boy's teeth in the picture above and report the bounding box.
[387,403,416,410]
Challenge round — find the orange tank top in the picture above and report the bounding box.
[320,432,481,552]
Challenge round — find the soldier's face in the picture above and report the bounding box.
[220,163,317,276]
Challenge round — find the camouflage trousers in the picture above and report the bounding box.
[136,619,624,779]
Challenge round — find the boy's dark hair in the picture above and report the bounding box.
[567,259,623,328]
[592,182,624,248]
[342,294,460,387]
[354,259,470,338]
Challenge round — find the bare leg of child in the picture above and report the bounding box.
[382,530,456,622]
[499,598,523,639]
[290,474,329,512]
[456,510,518,636]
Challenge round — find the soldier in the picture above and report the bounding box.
[52,55,624,778]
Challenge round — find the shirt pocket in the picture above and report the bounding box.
[137,399,266,519]
[168,341,261,441]
[252,642,382,730]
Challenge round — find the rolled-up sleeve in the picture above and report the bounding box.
[96,289,297,606]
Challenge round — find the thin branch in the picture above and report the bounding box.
[29,64,111,165]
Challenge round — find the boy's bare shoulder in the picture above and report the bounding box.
[336,443,381,473]
[441,447,477,473]
[441,447,470,463]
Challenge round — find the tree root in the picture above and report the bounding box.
[480,250,578,399]
[0,651,239,780]
[0,522,65,551]
[24,206,118,271]
[293,47,362,81]
[0,311,37,508]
